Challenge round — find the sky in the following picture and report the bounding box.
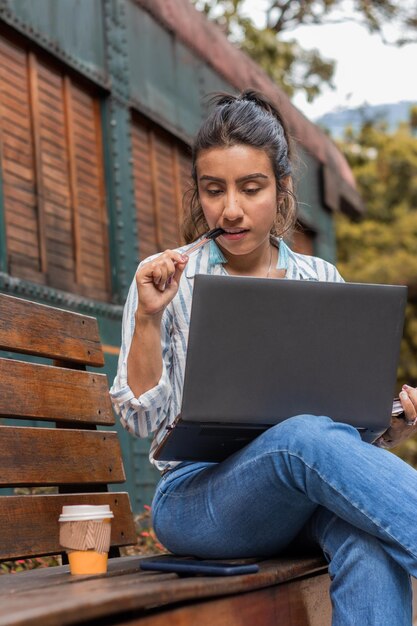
[243,0,417,120]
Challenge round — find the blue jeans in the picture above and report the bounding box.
[152,415,415,625]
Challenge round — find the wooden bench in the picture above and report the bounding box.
[0,292,331,626]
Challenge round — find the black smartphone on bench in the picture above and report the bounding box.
[140,556,259,576]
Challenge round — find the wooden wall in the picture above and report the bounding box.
[131,119,191,260]
[0,36,110,300]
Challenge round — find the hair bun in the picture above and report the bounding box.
[210,90,273,114]
[210,90,287,135]
[239,90,275,114]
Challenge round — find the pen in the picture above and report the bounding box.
[165,228,225,286]
[184,228,225,256]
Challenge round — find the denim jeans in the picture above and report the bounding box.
[152,415,416,625]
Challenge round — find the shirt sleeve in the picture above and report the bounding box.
[333,265,345,283]
[109,273,174,439]
[320,258,345,283]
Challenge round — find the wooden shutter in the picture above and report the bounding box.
[35,56,76,291]
[0,35,110,300]
[153,130,180,250]
[66,82,110,300]
[131,118,192,261]
[131,122,159,261]
[0,37,43,283]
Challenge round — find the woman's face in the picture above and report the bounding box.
[196,144,280,257]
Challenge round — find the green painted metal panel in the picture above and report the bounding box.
[126,3,234,139]
[4,0,106,78]
[174,41,236,134]
[97,90,138,303]
[109,102,139,298]
[174,41,206,134]
[126,4,177,126]
[198,63,237,111]
[101,99,124,304]
[294,148,320,228]
[294,148,337,262]
[131,436,160,510]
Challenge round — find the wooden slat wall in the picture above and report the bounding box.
[36,56,76,291]
[132,122,159,260]
[132,119,192,261]
[0,34,110,300]
[0,38,43,283]
[154,131,179,250]
[69,83,110,300]
[179,148,193,206]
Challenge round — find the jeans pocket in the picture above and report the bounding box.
[156,461,213,497]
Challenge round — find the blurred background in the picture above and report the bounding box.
[0,0,416,512]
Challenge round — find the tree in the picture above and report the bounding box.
[335,113,417,463]
[192,0,417,101]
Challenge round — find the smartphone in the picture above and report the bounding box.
[392,397,404,417]
[140,557,259,576]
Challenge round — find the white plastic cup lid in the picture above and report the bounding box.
[59,504,114,522]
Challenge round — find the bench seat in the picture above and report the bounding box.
[0,555,330,626]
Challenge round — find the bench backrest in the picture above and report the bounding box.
[0,292,136,561]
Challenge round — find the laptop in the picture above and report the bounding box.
[154,275,407,462]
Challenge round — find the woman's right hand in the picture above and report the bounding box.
[135,250,188,317]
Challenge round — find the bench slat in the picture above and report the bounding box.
[0,293,104,366]
[0,493,137,560]
[128,575,332,626]
[0,358,114,424]
[0,556,329,626]
[0,426,125,486]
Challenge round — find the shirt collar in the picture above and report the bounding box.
[184,237,319,281]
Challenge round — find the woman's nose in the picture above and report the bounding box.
[222,193,244,221]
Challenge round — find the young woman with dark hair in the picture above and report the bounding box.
[111,91,417,626]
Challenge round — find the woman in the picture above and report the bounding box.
[111,91,417,625]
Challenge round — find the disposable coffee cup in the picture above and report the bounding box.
[59,505,114,575]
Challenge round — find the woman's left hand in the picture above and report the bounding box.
[375,385,417,449]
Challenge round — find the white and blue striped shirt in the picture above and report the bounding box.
[110,238,344,471]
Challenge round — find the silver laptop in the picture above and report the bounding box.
[154,275,407,462]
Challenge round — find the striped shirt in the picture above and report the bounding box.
[110,238,344,471]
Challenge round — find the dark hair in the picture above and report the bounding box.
[182,90,297,243]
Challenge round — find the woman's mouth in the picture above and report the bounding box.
[220,229,249,241]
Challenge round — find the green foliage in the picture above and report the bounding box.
[240,27,335,102]
[410,105,417,133]
[0,556,61,575]
[336,115,417,462]
[192,1,417,101]
[121,505,166,557]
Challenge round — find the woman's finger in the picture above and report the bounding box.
[150,263,163,285]
[399,388,417,426]
[403,385,417,410]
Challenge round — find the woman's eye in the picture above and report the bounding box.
[244,187,261,194]
[207,189,223,196]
